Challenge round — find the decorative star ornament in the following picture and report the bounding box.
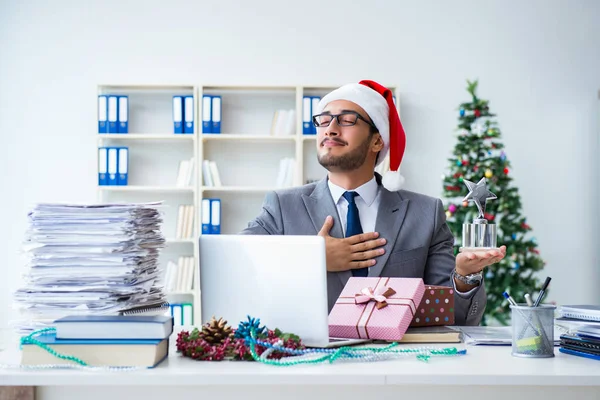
[462,177,497,219]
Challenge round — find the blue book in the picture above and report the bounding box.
[54,315,173,340]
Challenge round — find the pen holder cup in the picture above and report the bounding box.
[510,304,556,358]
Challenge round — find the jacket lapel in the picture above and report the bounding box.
[368,185,409,277]
[301,177,343,238]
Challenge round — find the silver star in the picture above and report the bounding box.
[463,177,497,219]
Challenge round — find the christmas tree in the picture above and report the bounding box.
[441,79,547,326]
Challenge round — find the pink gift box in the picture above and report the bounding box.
[328,277,425,341]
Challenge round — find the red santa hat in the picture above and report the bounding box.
[315,80,406,191]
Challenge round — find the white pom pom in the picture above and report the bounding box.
[382,170,405,191]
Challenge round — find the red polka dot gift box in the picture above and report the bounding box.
[328,277,425,341]
[409,285,455,327]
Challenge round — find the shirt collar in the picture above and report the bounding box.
[327,176,379,206]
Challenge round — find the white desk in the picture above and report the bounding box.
[1,338,600,400]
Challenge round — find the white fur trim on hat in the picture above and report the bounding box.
[382,169,405,192]
[315,83,390,167]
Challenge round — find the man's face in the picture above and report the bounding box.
[315,100,379,172]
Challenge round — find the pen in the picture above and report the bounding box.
[533,277,551,307]
[524,293,533,307]
[503,291,518,307]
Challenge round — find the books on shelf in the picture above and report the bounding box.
[276,157,295,187]
[164,256,194,293]
[176,158,195,187]
[202,159,222,187]
[270,109,296,136]
[175,205,195,239]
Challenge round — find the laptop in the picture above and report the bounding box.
[199,234,369,348]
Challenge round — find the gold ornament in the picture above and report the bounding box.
[200,316,233,345]
[485,169,493,179]
[462,201,469,207]
[445,211,452,218]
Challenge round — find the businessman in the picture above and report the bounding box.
[241,80,505,325]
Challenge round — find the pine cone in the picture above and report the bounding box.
[200,316,233,346]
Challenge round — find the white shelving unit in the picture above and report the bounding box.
[96,83,399,326]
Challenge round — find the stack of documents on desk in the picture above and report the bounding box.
[12,202,168,333]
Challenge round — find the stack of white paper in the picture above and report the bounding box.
[12,202,167,333]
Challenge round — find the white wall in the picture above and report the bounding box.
[1,0,599,331]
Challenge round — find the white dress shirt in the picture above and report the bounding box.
[327,176,381,236]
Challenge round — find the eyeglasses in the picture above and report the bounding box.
[312,111,377,130]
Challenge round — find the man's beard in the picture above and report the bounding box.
[317,134,372,172]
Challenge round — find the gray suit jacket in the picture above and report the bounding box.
[240,173,485,326]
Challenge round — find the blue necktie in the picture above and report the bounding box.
[343,191,368,277]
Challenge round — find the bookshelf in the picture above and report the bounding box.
[96,83,399,326]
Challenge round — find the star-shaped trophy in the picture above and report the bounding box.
[460,177,499,252]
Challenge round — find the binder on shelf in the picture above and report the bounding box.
[184,96,194,134]
[117,95,128,133]
[303,96,311,135]
[107,95,118,133]
[210,199,221,234]
[173,96,183,134]
[201,198,211,234]
[107,147,118,185]
[211,95,221,134]
[98,95,108,133]
[98,147,108,185]
[310,96,320,134]
[202,95,212,133]
[182,303,193,325]
[117,147,129,185]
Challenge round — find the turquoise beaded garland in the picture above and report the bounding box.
[10,323,467,370]
[244,329,466,366]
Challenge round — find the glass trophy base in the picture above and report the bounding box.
[459,246,501,253]
[462,221,497,250]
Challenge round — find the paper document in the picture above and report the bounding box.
[12,202,168,333]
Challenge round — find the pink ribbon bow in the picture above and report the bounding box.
[354,286,397,309]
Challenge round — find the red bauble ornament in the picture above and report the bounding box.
[503,168,509,174]
[474,109,481,117]
[484,213,495,221]
[473,165,479,172]
[461,160,469,166]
